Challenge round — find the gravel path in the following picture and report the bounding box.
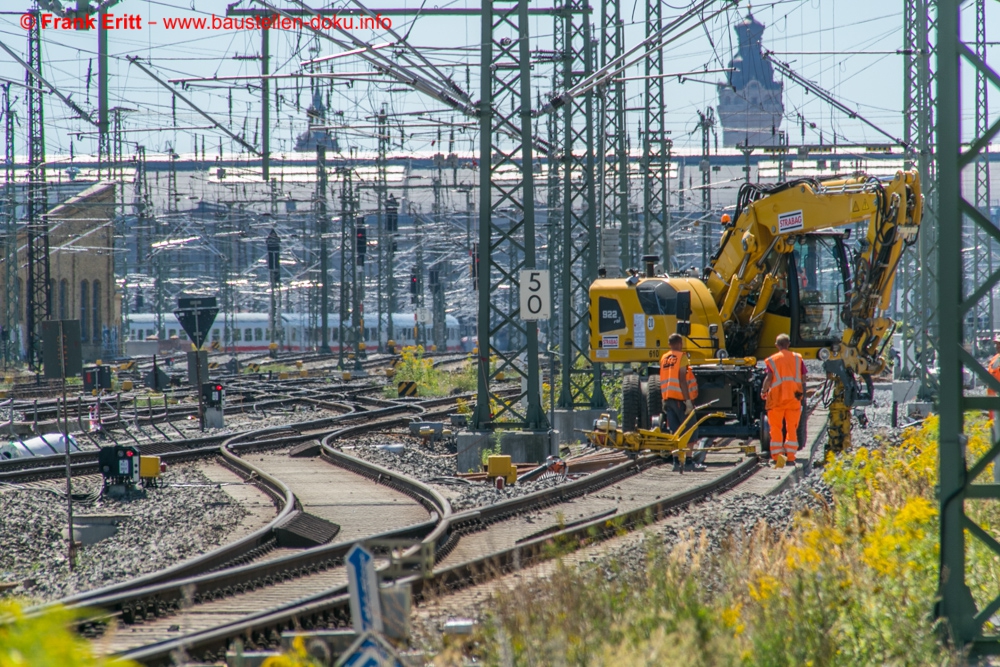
[0,462,252,603]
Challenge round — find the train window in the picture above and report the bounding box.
[291,329,298,341]
[265,328,271,339]
[211,329,220,342]
[245,328,253,341]
[179,330,188,340]
[254,328,263,341]
[169,329,177,338]
[233,328,242,341]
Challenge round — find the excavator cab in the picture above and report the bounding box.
[749,231,851,359]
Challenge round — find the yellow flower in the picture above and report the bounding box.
[749,575,779,601]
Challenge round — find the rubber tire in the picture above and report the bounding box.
[760,413,771,456]
[647,376,662,430]
[622,374,642,432]
[640,381,651,429]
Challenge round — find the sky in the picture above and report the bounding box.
[0,0,996,163]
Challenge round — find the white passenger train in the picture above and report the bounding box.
[125,312,465,353]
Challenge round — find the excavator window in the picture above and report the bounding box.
[636,280,677,315]
[790,235,849,345]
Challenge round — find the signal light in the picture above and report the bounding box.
[355,225,368,264]
[126,450,134,457]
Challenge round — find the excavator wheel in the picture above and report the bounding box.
[647,376,662,429]
[622,374,642,432]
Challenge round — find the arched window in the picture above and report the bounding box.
[59,280,68,320]
[80,281,89,341]
[92,280,101,342]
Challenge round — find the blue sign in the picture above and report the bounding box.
[346,544,383,633]
[336,632,402,667]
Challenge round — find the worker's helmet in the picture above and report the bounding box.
[721,213,732,225]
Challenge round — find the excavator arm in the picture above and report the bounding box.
[705,170,922,450]
[706,171,921,349]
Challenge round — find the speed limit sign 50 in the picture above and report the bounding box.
[519,269,550,321]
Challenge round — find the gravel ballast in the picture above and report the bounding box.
[342,434,568,511]
[0,462,252,602]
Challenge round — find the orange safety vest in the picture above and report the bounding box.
[988,354,1000,396]
[660,350,699,401]
[765,349,804,409]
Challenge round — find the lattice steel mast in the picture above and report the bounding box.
[25,17,50,370]
[600,0,628,276]
[643,0,670,266]
[472,0,548,430]
[2,84,17,367]
[555,0,604,410]
[899,0,938,396]
[936,0,1000,651]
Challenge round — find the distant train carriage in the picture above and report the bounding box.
[124,312,463,354]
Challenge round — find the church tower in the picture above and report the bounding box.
[717,14,784,147]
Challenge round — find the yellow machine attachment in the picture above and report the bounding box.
[584,410,756,466]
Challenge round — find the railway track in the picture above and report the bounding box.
[109,442,766,664]
[14,393,479,648]
[109,399,824,665]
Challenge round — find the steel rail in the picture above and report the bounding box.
[53,402,448,648]
[120,453,761,665]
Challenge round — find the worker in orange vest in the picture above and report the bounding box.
[760,333,807,465]
[660,333,699,435]
[988,336,1000,481]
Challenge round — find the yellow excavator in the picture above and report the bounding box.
[588,169,922,453]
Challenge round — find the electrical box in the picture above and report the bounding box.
[486,455,517,485]
[98,445,141,487]
[83,366,112,392]
[202,382,224,408]
[139,455,162,487]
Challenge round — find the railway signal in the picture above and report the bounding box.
[356,224,368,264]
[266,229,280,284]
[385,194,398,232]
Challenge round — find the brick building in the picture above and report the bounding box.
[2,182,121,362]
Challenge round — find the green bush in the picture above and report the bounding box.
[0,599,139,666]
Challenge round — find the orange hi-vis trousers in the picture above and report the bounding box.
[768,405,801,462]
